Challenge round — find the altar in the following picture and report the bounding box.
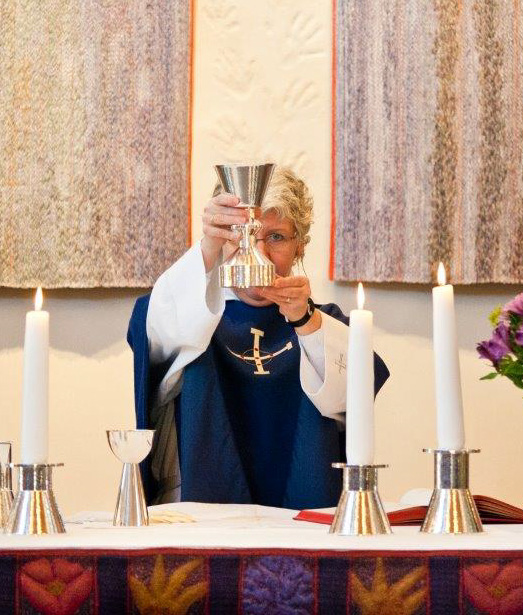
[1,502,522,614]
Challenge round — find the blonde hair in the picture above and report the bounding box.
[261,167,313,246]
[212,166,314,246]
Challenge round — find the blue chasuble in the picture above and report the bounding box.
[128,295,389,509]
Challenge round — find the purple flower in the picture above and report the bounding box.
[477,323,511,367]
[243,556,313,615]
[515,325,523,347]
[503,293,523,317]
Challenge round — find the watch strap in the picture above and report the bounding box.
[287,297,315,328]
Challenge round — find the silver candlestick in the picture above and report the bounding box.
[107,429,154,527]
[329,463,392,535]
[420,448,483,534]
[0,443,13,528]
[5,463,65,535]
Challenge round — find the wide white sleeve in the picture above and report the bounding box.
[298,311,348,424]
[146,242,226,405]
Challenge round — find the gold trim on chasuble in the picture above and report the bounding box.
[226,328,293,375]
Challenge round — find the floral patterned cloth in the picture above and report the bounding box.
[0,548,522,614]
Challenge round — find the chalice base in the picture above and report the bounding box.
[219,249,275,288]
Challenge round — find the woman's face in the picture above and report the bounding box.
[232,210,304,306]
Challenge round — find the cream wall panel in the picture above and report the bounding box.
[192,0,332,249]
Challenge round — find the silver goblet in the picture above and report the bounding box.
[215,163,276,288]
[107,429,154,527]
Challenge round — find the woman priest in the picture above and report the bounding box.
[128,167,389,509]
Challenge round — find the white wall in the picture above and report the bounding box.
[1,0,522,514]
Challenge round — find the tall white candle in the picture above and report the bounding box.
[432,263,465,450]
[346,283,375,464]
[21,287,49,464]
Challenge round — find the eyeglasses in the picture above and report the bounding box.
[254,232,298,252]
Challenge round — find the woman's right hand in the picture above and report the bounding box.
[201,194,248,272]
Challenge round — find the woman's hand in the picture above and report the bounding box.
[201,194,248,272]
[260,275,322,335]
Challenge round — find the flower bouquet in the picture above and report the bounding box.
[477,293,523,389]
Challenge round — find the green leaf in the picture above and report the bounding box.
[503,362,523,376]
[512,345,523,361]
[506,376,523,390]
[480,372,499,380]
[489,306,502,327]
[499,356,514,372]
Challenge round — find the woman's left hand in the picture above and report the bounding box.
[260,275,322,334]
[260,275,311,321]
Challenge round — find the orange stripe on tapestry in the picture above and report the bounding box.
[329,0,337,281]
[187,0,196,247]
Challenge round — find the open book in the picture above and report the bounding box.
[294,495,523,526]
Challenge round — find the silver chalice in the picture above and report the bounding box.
[107,429,154,527]
[215,163,276,288]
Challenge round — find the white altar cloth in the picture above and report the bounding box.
[1,502,523,552]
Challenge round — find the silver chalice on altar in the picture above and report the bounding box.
[215,163,275,288]
[107,429,154,527]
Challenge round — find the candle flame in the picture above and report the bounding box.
[35,287,43,311]
[437,262,447,286]
[357,282,365,309]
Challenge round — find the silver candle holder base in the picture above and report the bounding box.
[0,488,13,529]
[420,448,483,534]
[0,442,13,528]
[329,463,392,535]
[4,464,65,535]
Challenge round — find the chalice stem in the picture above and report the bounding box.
[114,462,148,526]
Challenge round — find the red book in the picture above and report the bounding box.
[294,495,523,526]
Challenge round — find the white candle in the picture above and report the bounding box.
[346,283,375,464]
[432,263,465,450]
[21,287,49,464]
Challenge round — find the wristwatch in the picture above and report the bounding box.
[287,297,316,328]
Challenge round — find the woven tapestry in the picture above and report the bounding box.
[0,0,192,288]
[332,0,523,284]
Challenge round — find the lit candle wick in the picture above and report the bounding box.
[437,262,447,286]
[35,287,43,311]
[357,282,365,310]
